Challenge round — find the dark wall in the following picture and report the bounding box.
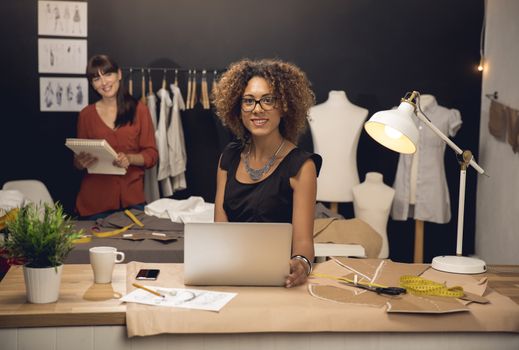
[0,0,484,263]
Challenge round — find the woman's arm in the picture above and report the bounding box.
[214,156,229,222]
[286,159,317,287]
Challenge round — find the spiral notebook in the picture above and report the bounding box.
[65,138,126,175]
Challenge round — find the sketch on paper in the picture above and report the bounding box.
[40,77,88,112]
[38,1,87,37]
[38,38,87,74]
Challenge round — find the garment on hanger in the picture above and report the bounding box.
[143,88,160,203]
[391,95,462,224]
[156,87,173,197]
[167,84,187,192]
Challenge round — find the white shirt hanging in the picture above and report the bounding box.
[156,88,173,196]
[391,95,462,224]
[167,84,187,192]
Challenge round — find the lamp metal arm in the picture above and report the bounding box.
[405,91,486,175]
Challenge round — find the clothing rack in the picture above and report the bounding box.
[122,67,224,73]
[122,67,223,110]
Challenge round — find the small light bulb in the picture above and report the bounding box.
[477,57,485,72]
[384,125,403,139]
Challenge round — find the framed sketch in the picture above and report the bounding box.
[38,1,87,37]
[38,38,87,74]
[40,77,88,112]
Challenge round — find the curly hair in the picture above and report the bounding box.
[212,59,315,143]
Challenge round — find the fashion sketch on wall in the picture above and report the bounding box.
[40,77,88,112]
[38,1,87,37]
[38,38,87,74]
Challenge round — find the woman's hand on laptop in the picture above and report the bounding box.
[286,258,309,288]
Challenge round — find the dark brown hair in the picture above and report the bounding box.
[86,54,137,127]
[212,59,315,143]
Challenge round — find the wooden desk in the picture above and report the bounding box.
[0,264,126,328]
[1,264,519,350]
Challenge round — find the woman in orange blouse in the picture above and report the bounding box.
[74,55,158,218]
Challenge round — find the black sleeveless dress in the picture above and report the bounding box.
[220,142,322,223]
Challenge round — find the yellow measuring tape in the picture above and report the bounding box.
[72,210,144,243]
[124,210,144,227]
[0,208,19,230]
[399,275,464,298]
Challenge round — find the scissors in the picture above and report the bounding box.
[312,273,406,296]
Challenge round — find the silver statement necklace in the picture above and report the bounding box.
[244,140,285,181]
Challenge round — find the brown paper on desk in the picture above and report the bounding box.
[310,258,472,314]
[313,218,382,258]
[124,261,519,336]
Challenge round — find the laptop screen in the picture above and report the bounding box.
[184,222,292,286]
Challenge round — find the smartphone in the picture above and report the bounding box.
[136,269,160,280]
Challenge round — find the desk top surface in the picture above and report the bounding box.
[1,263,519,330]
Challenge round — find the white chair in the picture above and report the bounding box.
[2,180,54,208]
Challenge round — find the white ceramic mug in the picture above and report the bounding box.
[89,246,125,284]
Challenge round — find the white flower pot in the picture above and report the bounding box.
[23,265,63,303]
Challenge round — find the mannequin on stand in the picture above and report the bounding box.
[391,94,462,262]
[352,172,395,258]
[308,91,368,212]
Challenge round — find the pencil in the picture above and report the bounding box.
[132,283,165,298]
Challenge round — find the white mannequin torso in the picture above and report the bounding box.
[309,91,368,202]
[352,172,395,258]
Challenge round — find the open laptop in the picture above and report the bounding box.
[184,222,292,286]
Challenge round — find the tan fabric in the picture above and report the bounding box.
[507,106,519,153]
[489,99,507,140]
[310,258,468,313]
[124,261,519,337]
[313,218,382,258]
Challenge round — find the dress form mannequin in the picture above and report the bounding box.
[352,172,395,258]
[308,91,368,206]
[391,94,462,262]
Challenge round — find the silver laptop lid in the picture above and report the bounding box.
[184,222,292,286]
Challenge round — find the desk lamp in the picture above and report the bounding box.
[364,91,486,274]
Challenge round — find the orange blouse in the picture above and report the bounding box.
[75,102,158,216]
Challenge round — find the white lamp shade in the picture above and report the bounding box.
[364,101,419,154]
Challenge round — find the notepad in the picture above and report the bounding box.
[65,138,126,175]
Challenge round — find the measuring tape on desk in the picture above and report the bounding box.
[72,210,143,244]
[399,275,464,298]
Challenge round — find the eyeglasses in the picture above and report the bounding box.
[241,96,277,112]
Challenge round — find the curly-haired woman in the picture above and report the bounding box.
[212,59,322,288]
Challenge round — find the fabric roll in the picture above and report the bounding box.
[506,106,519,153]
[488,100,507,140]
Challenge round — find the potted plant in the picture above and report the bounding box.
[0,202,82,303]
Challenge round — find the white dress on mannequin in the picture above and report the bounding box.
[308,91,368,202]
[352,172,395,258]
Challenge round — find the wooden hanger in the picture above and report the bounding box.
[186,70,192,109]
[140,68,147,105]
[148,68,153,95]
[190,69,197,109]
[201,70,210,109]
[128,68,133,95]
[210,70,218,96]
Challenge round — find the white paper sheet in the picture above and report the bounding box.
[120,286,237,312]
[38,1,88,37]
